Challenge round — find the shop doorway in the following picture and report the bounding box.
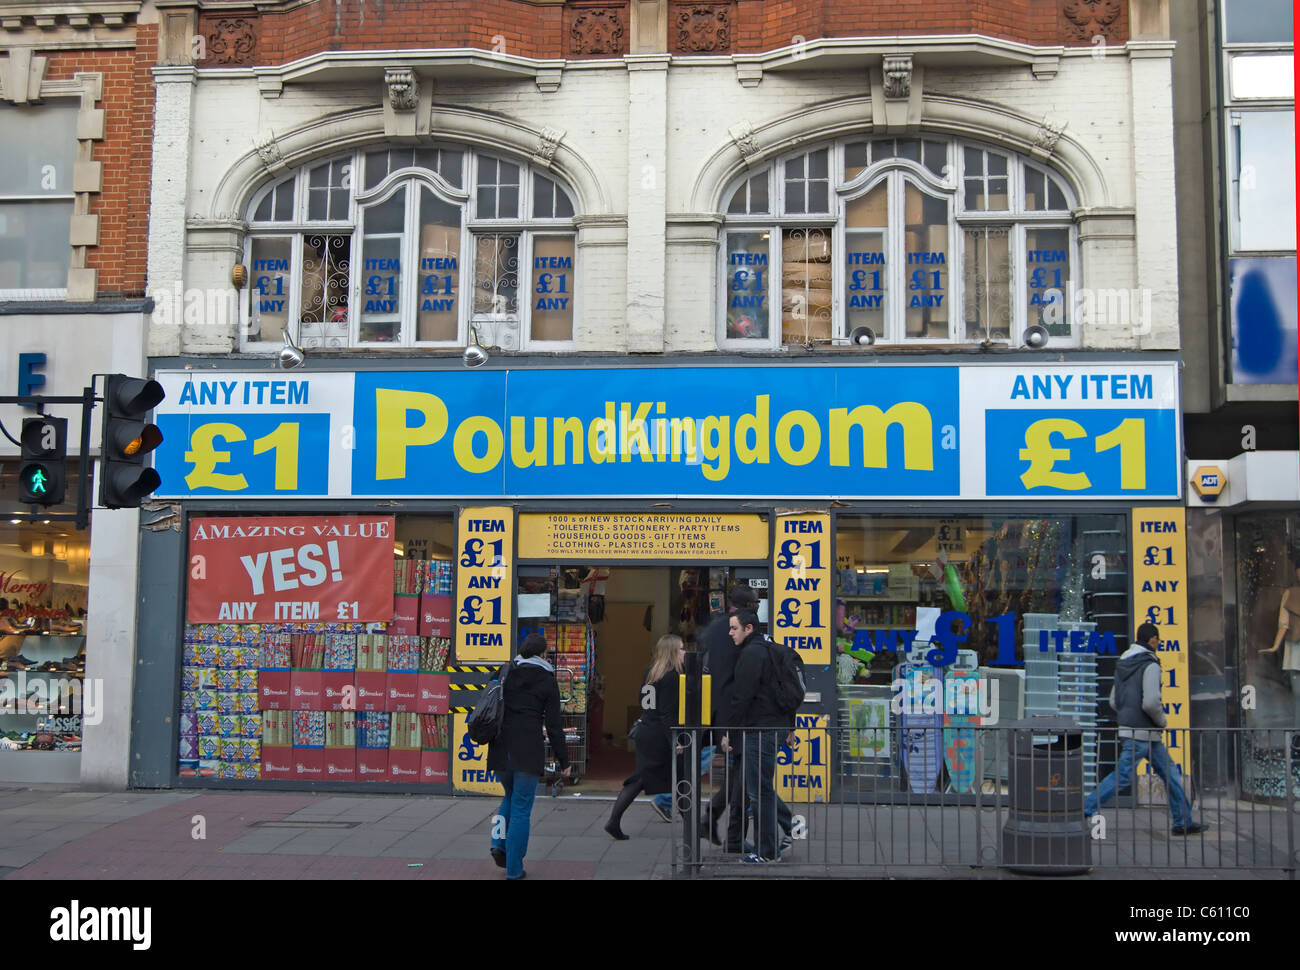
[518,564,764,795]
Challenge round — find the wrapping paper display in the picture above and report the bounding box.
[395,559,454,596]
[181,621,453,783]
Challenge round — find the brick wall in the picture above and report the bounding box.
[199,0,1127,67]
[38,25,157,298]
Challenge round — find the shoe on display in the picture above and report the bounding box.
[649,801,672,823]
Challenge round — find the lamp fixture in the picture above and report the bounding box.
[279,329,306,369]
[848,326,876,347]
[463,325,488,368]
[231,264,248,289]
[1022,324,1049,349]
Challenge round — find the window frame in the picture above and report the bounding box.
[716,137,1080,350]
[240,146,577,352]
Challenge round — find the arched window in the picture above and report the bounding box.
[719,137,1077,348]
[242,145,578,350]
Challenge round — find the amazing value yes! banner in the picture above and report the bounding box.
[152,363,1180,500]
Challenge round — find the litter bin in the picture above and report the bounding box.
[1001,717,1091,875]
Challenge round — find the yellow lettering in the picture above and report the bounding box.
[700,415,731,481]
[736,395,770,464]
[1019,418,1090,490]
[375,388,448,481]
[510,416,548,468]
[587,402,616,465]
[553,416,584,466]
[829,403,933,471]
[669,417,697,463]
[453,417,504,474]
[184,423,249,491]
[775,409,821,465]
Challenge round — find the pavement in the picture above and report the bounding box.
[0,785,1292,880]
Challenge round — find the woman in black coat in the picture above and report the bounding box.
[486,632,570,880]
[604,634,684,840]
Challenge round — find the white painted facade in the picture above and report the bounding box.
[150,39,1180,357]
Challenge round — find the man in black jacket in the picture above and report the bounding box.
[726,609,785,863]
[486,633,570,879]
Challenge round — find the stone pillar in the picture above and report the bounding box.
[146,66,197,357]
[625,55,670,353]
[1129,41,1179,350]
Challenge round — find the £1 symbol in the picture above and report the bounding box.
[184,423,249,491]
[461,539,484,568]
[777,597,801,628]
[460,596,483,624]
[1018,419,1090,490]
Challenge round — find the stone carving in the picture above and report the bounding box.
[672,3,731,54]
[728,121,758,161]
[1033,117,1067,155]
[533,126,565,166]
[568,7,626,56]
[207,18,256,66]
[883,55,912,100]
[386,68,417,111]
[255,135,282,169]
[1061,0,1122,42]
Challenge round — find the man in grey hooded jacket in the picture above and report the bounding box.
[1084,623,1206,834]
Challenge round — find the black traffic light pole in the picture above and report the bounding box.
[1,385,97,530]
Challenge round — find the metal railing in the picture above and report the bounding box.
[668,725,1297,878]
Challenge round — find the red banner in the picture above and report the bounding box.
[187,516,395,624]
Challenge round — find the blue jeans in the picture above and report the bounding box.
[490,770,539,879]
[653,745,714,814]
[742,730,779,859]
[1085,737,1193,828]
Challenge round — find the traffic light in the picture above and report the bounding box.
[99,374,165,509]
[18,417,67,506]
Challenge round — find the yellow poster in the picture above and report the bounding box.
[772,512,831,665]
[454,506,514,664]
[452,711,504,796]
[517,512,767,561]
[776,713,831,804]
[1131,507,1191,773]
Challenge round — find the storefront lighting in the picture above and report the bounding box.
[463,326,488,368]
[8,520,17,525]
[30,541,44,557]
[1022,324,1050,349]
[52,540,67,560]
[279,329,306,370]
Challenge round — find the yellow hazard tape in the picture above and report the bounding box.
[445,665,496,673]
[449,707,474,714]
[449,683,484,691]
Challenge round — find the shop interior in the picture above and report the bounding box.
[516,564,766,794]
[0,517,90,760]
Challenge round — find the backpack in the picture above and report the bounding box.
[764,639,806,720]
[466,661,512,745]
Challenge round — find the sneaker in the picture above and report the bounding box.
[649,801,672,823]
[780,834,794,852]
[1172,822,1208,836]
[489,848,506,869]
[741,853,775,864]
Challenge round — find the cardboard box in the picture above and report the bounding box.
[387,747,421,783]
[419,749,449,785]
[386,672,420,712]
[416,672,450,714]
[324,748,356,782]
[419,595,453,637]
[391,594,420,636]
[356,748,389,781]
[292,747,325,780]
[260,746,292,779]
[356,671,388,711]
[290,669,324,710]
[322,672,354,711]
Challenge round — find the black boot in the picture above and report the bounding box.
[605,781,638,840]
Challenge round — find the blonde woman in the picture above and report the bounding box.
[604,634,685,840]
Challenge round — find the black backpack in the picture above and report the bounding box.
[466,661,512,745]
[764,639,806,720]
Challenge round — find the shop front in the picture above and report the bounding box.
[133,357,1183,799]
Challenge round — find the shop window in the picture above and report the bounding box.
[0,101,78,298]
[241,145,577,351]
[718,136,1078,349]
[834,514,1129,796]
[1229,111,1296,252]
[1223,0,1293,44]
[1233,514,1300,799]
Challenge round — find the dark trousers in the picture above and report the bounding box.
[719,735,792,851]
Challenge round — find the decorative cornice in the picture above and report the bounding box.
[728,120,759,163]
[531,125,565,167]
[385,66,418,111]
[1032,116,1068,157]
[882,53,912,99]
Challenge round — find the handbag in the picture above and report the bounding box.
[627,717,644,741]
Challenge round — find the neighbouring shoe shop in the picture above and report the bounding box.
[132,357,1185,800]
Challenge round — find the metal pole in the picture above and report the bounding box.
[76,383,94,530]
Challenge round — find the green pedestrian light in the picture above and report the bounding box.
[18,418,66,506]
